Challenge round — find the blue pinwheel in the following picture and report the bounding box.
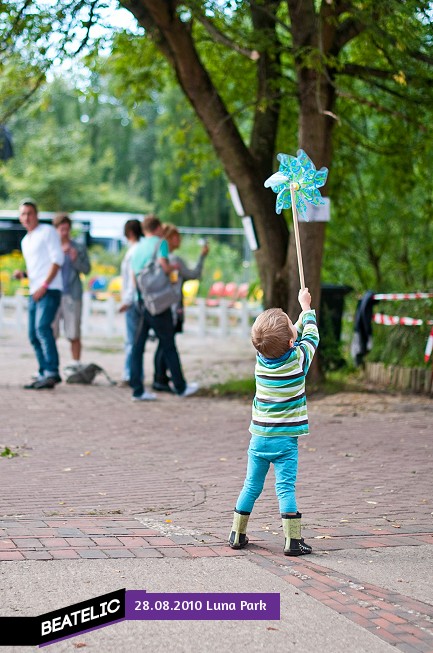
[264,150,328,289]
[264,149,328,219]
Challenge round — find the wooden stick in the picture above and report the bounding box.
[290,183,305,290]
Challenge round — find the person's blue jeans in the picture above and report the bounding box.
[28,290,61,377]
[236,436,299,514]
[130,303,186,397]
[123,304,142,382]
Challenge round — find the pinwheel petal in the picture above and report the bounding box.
[275,188,292,214]
[302,187,323,205]
[314,167,328,188]
[278,152,300,173]
[264,171,289,189]
[297,149,316,172]
[295,193,308,219]
[301,169,316,186]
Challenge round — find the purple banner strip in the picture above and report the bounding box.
[126,591,280,620]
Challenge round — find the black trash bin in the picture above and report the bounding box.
[319,284,353,369]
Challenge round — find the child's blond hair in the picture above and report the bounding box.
[251,308,293,359]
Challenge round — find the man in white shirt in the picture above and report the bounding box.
[15,200,64,389]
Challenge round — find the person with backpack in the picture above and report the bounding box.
[153,224,209,392]
[129,214,199,401]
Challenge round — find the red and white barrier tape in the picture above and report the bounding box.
[373,313,422,326]
[373,292,433,300]
[373,313,433,326]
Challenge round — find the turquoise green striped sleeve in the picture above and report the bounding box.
[297,309,319,375]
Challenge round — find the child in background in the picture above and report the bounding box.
[229,288,319,556]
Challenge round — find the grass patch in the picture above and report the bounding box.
[1,446,18,458]
[87,345,123,354]
[205,377,255,398]
[310,368,366,396]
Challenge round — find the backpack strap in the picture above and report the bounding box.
[151,238,163,262]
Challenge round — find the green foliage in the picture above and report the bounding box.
[105,32,168,104]
[323,102,433,293]
[150,85,231,225]
[0,75,153,211]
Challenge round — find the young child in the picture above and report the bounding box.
[229,288,319,556]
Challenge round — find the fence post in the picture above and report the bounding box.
[220,299,228,338]
[196,298,206,338]
[106,295,116,337]
[0,296,4,333]
[16,293,25,331]
[240,300,249,337]
[82,291,91,336]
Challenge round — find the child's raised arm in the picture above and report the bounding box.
[294,288,312,336]
[295,288,319,374]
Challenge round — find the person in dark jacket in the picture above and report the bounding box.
[153,224,209,392]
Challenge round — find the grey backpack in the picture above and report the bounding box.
[136,239,177,316]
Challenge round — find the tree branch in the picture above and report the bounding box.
[0,69,46,123]
[340,63,395,80]
[194,14,260,60]
[372,24,433,67]
[336,87,427,132]
[334,17,365,51]
[72,0,99,56]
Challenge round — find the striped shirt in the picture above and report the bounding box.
[249,310,319,438]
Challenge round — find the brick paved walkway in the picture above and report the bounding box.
[0,331,432,652]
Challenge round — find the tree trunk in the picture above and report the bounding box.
[288,69,335,319]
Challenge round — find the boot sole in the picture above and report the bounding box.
[284,549,312,556]
[228,537,249,550]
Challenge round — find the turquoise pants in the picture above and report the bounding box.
[236,435,298,514]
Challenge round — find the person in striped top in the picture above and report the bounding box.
[229,288,319,556]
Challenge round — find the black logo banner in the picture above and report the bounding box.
[0,589,126,647]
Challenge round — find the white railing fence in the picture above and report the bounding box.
[0,292,261,339]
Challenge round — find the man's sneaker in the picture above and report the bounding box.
[24,377,56,390]
[51,374,62,384]
[131,391,157,402]
[179,382,199,398]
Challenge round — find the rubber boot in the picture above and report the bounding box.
[281,512,312,556]
[228,509,250,549]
